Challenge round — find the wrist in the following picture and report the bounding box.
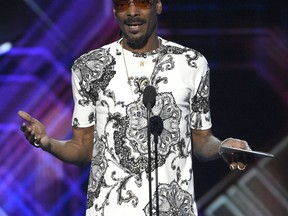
[41,136,52,152]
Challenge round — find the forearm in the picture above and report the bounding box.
[192,129,221,161]
[43,138,92,167]
[194,135,221,161]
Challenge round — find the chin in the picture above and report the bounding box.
[126,35,149,49]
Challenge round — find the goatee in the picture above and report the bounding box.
[126,35,149,50]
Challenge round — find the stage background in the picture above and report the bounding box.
[0,0,287,215]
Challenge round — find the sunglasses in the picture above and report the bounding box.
[113,0,153,12]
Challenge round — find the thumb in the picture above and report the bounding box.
[18,110,38,123]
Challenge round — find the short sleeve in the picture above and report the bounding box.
[71,66,95,128]
[189,57,212,130]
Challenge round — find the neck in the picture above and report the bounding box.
[121,35,160,53]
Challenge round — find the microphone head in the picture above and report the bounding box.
[143,85,157,108]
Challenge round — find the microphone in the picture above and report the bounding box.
[143,85,157,109]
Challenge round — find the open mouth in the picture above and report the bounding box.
[126,23,143,32]
[127,22,143,26]
[125,18,145,32]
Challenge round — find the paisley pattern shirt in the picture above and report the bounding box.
[71,38,212,216]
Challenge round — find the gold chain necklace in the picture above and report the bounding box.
[121,46,137,101]
[120,39,161,102]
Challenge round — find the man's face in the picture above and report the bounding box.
[113,0,162,49]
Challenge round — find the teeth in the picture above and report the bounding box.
[127,23,142,29]
[128,25,139,28]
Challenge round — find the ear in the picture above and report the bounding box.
[156,0,162,15]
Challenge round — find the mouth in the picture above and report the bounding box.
[127,23,143,30]
[124,18,145,32]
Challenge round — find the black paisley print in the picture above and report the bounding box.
[72,48,116,106]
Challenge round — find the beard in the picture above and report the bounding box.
[125,34,149,49]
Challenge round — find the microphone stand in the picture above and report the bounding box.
[154,134,159,216]
[143,85,158,215]
[146,102,153,216]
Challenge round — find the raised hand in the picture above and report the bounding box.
[18,111,50,149]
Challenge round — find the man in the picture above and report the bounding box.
[19,0,251,215]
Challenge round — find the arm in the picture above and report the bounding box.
[18,110,93,167]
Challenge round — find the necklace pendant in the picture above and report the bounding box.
[139,60,146,67]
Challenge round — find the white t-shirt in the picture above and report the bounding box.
[71,37,212,216]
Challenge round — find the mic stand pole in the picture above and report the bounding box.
[154,135,159,216]
[146,102,153,216]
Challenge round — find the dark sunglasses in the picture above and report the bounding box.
[113,0,153,12]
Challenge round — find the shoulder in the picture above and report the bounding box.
[160,38,209,71]
[72,41,119,71]
[161,38,208,64]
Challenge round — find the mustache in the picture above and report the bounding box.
[124,17,146,25]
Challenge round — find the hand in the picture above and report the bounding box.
[18,111,50,149]
[219,138,251,171]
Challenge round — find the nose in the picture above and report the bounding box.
[126,0,140,16]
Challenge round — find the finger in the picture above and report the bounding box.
[229,153,238,171]
[23,126,33,138]
[21,123,34,135]
[20,122,27,132]
[229,162,238,171]
[18,111,38,124]
[234,153,247,171]
[223,138,251,150]
[232,139,246,149]
[33,136,41,148]
[27,131,36,144]
[26,133,41,148]
[235,152,246,164]
[239,140,251,150]
[237,162,246,170]
[28,134,41,147]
